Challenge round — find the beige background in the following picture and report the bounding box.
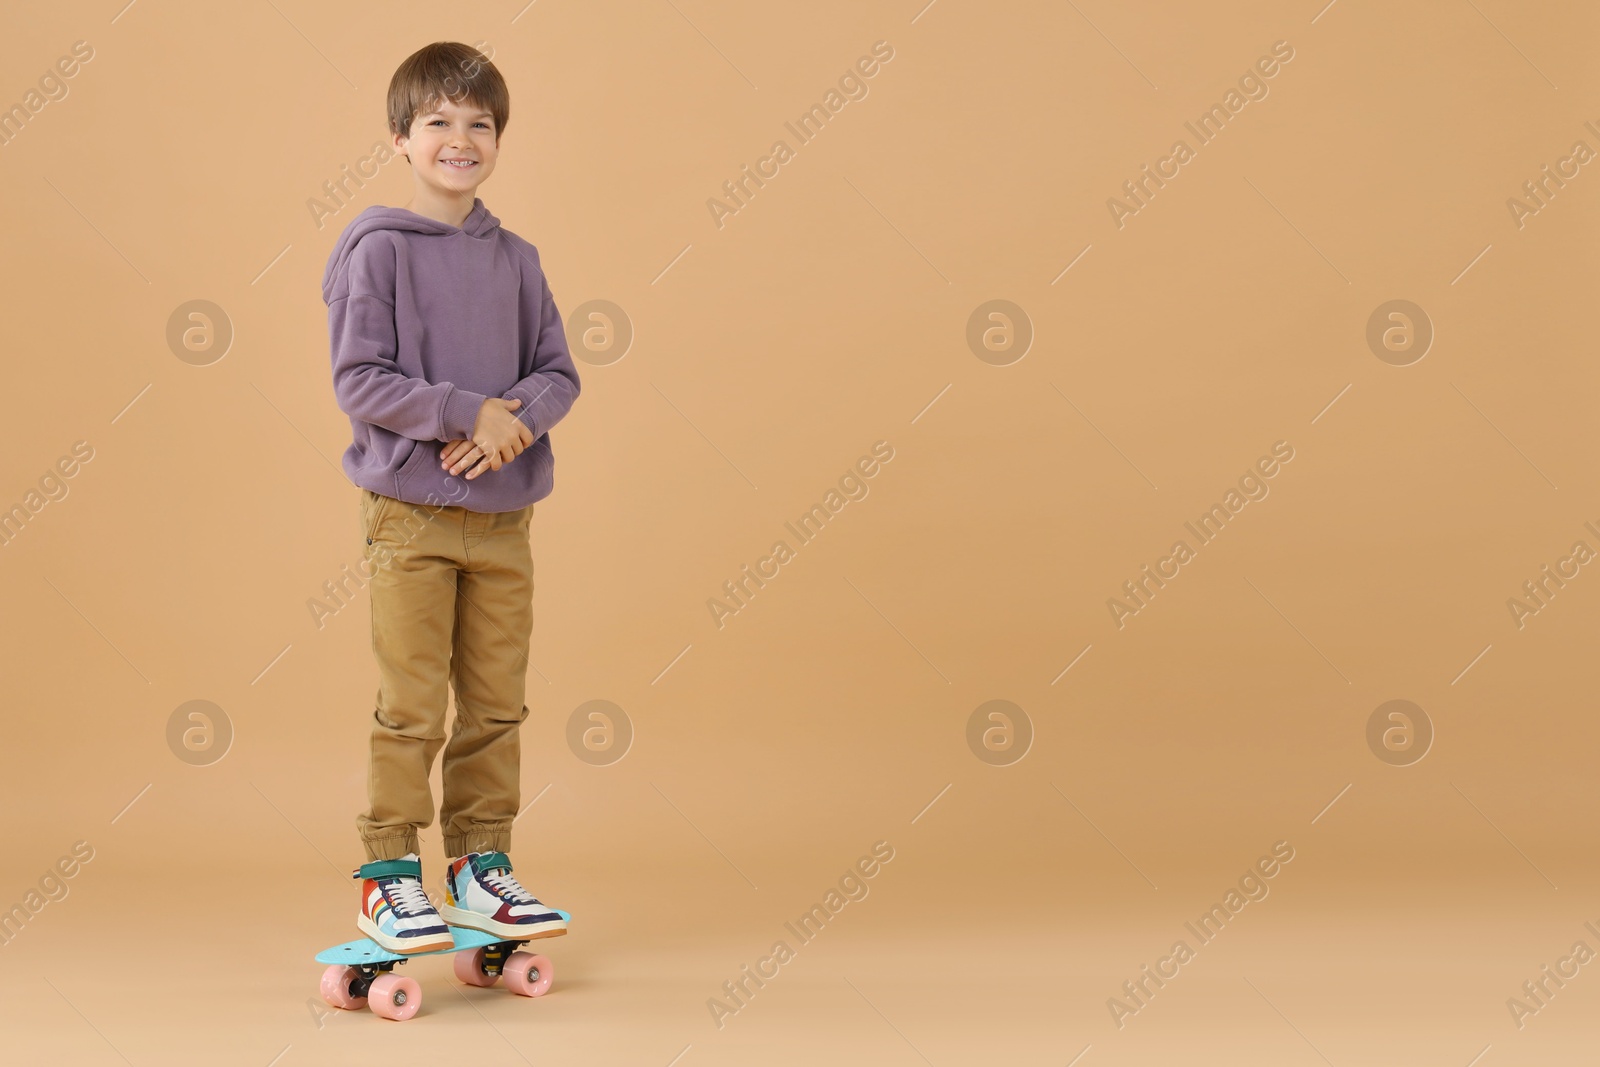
[1,0,1596,1063]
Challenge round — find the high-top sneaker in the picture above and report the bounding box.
[354,852,454,953]
[438,851,567,940]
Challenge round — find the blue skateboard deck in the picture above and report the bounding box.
[316,911,571,965]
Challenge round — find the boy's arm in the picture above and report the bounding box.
[329,236,487,442]
[502,264,581,441]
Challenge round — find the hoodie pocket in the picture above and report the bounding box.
[394,439,432,496]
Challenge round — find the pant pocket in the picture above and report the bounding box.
[362,490,395,545]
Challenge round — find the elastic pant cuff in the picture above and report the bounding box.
[443,829,512,857]
[361,833,421,862]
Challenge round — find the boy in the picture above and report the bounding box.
[321,41,580,953]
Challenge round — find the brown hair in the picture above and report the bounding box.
[387,42,509,146]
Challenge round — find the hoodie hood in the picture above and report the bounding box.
[322,197,500,304]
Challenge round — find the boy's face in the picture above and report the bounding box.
[395,95,499,196]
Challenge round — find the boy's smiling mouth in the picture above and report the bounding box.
[440,158,477,169]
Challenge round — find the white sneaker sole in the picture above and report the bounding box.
[438,902,568,940]
[358,911,454,954]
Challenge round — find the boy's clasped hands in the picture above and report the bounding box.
[441,397,534,480]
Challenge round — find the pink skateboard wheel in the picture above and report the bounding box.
[503,952,553,997]
[453,946,501,987]
[367,973,421,1021]
[320,964,368,1010]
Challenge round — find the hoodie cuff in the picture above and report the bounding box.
[442,386,488,441]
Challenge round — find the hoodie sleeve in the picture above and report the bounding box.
[328,233,486,442]
[503,256,581,441]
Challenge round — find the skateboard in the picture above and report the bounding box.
[315,910,571,1021]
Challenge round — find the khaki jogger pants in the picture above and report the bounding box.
[355,487,536,862]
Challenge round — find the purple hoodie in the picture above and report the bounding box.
[322,197,580,514]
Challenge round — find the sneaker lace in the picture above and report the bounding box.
[483,868,538,905]
[386,877,435,917]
